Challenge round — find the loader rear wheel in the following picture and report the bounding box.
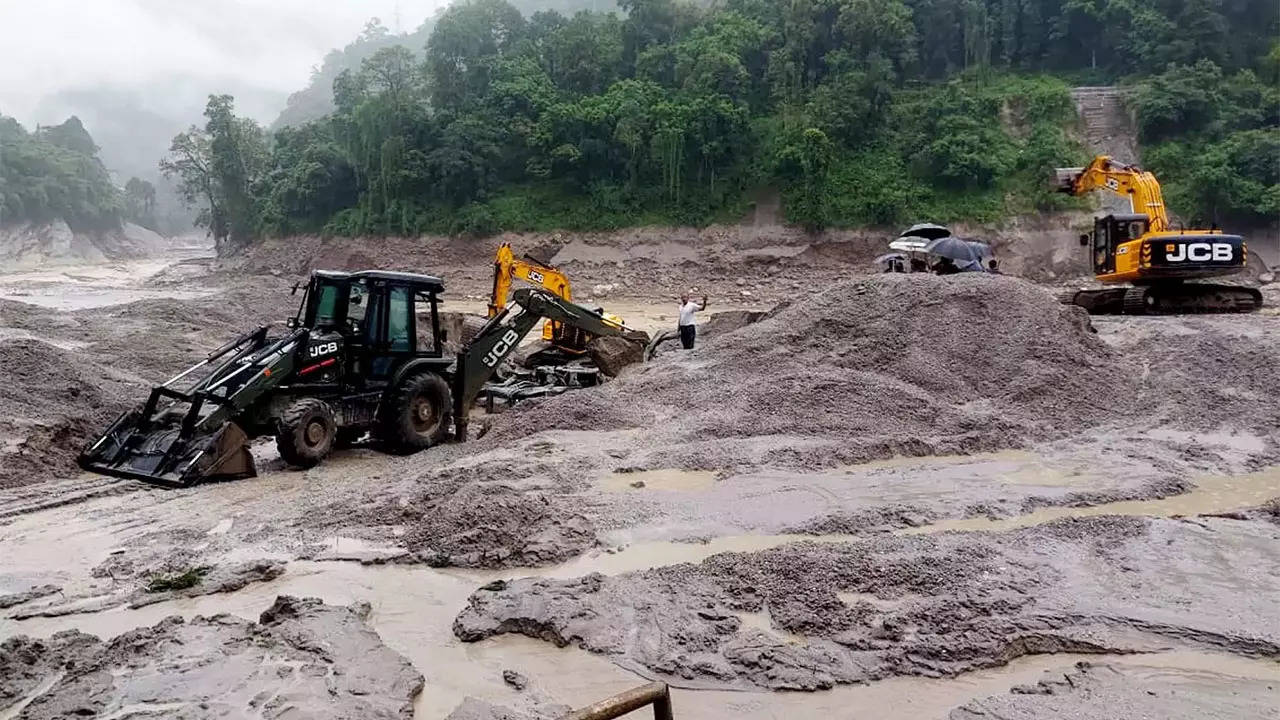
[378,372,452,454]
[276,399,337,468]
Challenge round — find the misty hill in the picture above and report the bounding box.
[274,0,621,129]
[0,115,166,266]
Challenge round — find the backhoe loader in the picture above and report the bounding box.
[78,270,639,487]
[488,242,627,361]
[1055,155,1262,314]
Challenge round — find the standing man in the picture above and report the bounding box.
[678,293,708,349]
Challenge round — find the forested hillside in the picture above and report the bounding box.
[273,0,623,129]
[0,115,122,232]
[169,0,1278,251]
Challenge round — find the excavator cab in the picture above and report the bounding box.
[1083,214,1150,276]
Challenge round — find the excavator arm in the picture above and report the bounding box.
[1055,155,1170,232]
[454,288,630,440]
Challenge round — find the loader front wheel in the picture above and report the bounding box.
[378,372,453,454]
[276,399,337,468]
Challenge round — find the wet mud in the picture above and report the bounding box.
[454,517,1280,691]
[0,596,421,719]
[952,658,1280,719]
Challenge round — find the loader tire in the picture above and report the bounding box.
[378,372,452,454]
[275,399,337,469]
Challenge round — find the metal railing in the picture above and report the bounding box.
[561,682,674,720]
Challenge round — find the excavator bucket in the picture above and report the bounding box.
[1052,167,1084,192]
[78,410,256,488]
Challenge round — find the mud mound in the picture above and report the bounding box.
[454,517,1280,691]
[402,487,597,569]
[0,339,137,488]
[953,660,1279,719]
[1102,316,1280,432]
[504,274,1124,463]
[0,596,422,719]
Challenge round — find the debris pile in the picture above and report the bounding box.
[505,274,1126,462]
[0,339,136,488]
[400,487,597,569]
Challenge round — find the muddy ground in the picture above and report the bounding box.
[2,229,1279,719]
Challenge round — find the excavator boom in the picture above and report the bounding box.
[1055,155,1169,231]
[489,242,573,317]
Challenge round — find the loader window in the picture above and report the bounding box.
[388,286,413,352]
[347,284,368,330]
[313,284,340,327]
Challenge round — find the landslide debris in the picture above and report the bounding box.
[0,339,136,488]
[356,486,598,569]
[0,596,422,719]
[454,517,1280,691]
[500,274,1127,465]
[0,288,292,488]
[951,660,1280,720]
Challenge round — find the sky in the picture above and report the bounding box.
[0,0,446,126]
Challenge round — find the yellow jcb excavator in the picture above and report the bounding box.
[488,242,627,358]
[1055,155,1262,314]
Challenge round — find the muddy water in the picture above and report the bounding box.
[597,469,719,492]
[5,561,1278,720]
[0,252,213,310]
[906,467,1280,535]
[555,534,858,577]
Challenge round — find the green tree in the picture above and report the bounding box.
[427,0,528,112]
[161,96,267,253]
[776,127,833,231]
[123,177,158,229]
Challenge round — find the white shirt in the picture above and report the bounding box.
[678,301,700,327]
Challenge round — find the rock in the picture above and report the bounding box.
[586,332,649,377]
[630,480,647,489]
[503,669,529,690]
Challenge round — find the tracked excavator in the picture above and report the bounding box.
[78,270,640,487]
[1055,155,1262,314]
[487,242,627,361]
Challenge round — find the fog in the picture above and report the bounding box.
[0,0,446,127]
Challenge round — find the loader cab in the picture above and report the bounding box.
[296,270,446,384]
[1083,214,1149,275]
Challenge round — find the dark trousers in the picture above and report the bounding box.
[679,324,696,349]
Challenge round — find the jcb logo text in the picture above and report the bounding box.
[482,330,520,368]
[308,342,339,358]
[1167,243,1232,263]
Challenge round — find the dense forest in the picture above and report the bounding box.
[156,0,1275,248]
[0,114,166,234]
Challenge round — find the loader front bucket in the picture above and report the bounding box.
[78,411,256,488]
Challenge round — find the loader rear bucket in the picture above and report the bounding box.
[78,411,256,488]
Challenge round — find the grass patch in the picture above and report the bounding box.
[145,566,210,593]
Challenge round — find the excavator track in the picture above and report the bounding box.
[1060,284,1263,315]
